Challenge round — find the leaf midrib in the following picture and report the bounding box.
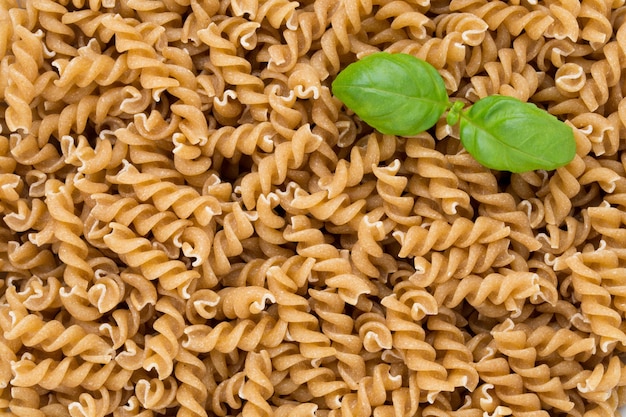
[350,86,449,107]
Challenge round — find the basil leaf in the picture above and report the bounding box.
[460,96,576,173]
[332,52,449,136]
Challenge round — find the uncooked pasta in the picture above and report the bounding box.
[1,0,626,416]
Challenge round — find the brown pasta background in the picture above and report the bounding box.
[0,0,626,416]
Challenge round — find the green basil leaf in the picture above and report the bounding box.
[332,52,449,136]
[460,95,576,173]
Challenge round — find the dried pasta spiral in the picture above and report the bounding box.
[173,348,209,417]
[492,319,574,413]
[1,290,114,364]
[5,25,45,133]
[381,289,452,399]
[103,222,200,298]
[566,244,626,350]
[310,288,365,389]
[450,0,555,40]
[107,161,221,227]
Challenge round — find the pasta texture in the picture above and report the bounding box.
[1,0,626,416]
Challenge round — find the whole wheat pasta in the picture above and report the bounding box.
[2,0,626,416]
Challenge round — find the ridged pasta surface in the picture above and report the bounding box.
[1,0,626,416]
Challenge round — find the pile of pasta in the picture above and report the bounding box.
[2,0,626,415]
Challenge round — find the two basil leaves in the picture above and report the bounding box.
[332,52,576,173]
